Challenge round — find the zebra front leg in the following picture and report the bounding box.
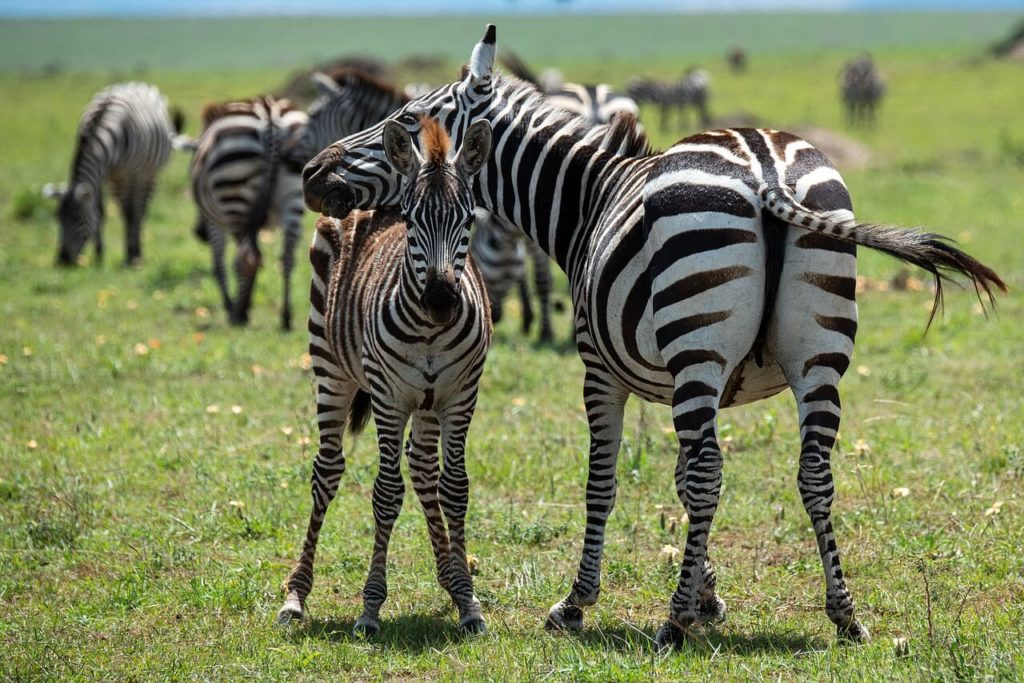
[546,371,627,631]
[794,379,868,641]
[517,276,534,336]
[439,389,486,634]
[231,236,261,326]
[207,223,233,317]
[655,383,724,652]
[278,195,303,331]
[121,180,153,266]
[354,401,410,638]
[404,414,455,594]
[278,378,359,623]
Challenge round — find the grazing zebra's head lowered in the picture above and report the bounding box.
[385,116,492,324]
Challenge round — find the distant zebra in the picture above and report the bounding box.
[840,54,886,128]
[189,96,308,329]
[293,67,411,165]
[726,45,748,73]
[627,67,711,132]
[470,112,652,341]
[303,25,1006,649]
[279,118,493,636]
[54,82,184,266]
[500,50,638,124]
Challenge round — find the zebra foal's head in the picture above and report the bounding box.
[385,116,491,325]
[302,24,497,219]
[55,183,103,266]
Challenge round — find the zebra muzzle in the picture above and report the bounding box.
[422,269,460,325]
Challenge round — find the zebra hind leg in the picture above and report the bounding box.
[278,193,303,331]
[231,237,262,326]
[278,377,359,624]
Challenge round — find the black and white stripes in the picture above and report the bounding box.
[56,82,180,266]
[302,26,1004,649]
[279,117,493,636]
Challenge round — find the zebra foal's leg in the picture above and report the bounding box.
[547,368,627,631]
[655,369,727,652]
[354,397,411,637]
[403,414,454,591]
[278,376,359,623]
[792,374,868,641]
[439,386,486,634]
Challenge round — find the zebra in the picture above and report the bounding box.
[840,54,886,128]
[301,26,1006,650]
[627,67,712,132]
[499,50,638,125]
[54,81,184,266]
[278,117,494,637]
[189,95,308,329]
[470,112,652,341]
[726,45,748,73]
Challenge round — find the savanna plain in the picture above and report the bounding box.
[1,13,1023,681]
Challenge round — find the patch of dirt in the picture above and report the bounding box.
[788,126,873,171]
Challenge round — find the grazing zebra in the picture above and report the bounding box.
[471,112,652,341]
[293,67,411,165]
[840,55,886,128]
[726,45,748,73]
[278,117,494,636]
[499,50,638,125]
[55,81,183,266]
[627,67,712,132]
[189,95,308,329]
[302,26,1006,650]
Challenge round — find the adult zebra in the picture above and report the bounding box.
[302,26,1005,650]
[627,67,712,132]
[189,96,308,329]
[279,117,494,636]
[55,82,184,266]
[840,54,886,128]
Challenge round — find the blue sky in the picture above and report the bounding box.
[1,0,1021,17]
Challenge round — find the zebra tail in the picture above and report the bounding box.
[348,389,372,435]
[759,185,1007,326]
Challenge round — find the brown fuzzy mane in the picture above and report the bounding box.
[419,116,450,167]
[200,95,299,129]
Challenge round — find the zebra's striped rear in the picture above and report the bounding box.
[57,81,178,265]
[189,95,308,328]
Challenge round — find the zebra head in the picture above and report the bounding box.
[56,182,103,265]
[384,116,491,325]
[303,24,497,219]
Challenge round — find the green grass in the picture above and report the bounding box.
[2,16,1024,681]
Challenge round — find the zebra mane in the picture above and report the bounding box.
[419,116,451,167]
[324,66,409,103]
[71,95,113,184]
[497,50,540,87]
[200,95,300,129]
[492,73,591,145]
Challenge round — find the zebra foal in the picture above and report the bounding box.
[54,82,182,266]
[278,117,494,636]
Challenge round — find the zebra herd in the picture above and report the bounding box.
[48,25,1001,651]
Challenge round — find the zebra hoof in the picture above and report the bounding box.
[353,617,380,639]
[459,615,487,635]
[697,596,727,624]
[838,619,870,643]
[544,602,583,631]
[276,598,304,625]
[654,621,688,653]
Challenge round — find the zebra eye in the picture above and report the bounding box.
[397,112,418,126]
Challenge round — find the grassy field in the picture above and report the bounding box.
[2,15,1024,681]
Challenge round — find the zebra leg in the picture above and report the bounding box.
[546,369,628,631]
[278,377,359,623]
[208,223,233,317]
[655,376,725,652]
[673,455,727,625]
[527,239,553,343]
[121,180,153,266]
[517,277,534,336]
[231,236,262,326]
[278,193,304,332]
[793,377,868,641]
[354,399,410,638]
[403,413,453,592]
[439,386,486,634]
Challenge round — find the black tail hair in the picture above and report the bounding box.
[170,106,185,134]
[348,389,372,434]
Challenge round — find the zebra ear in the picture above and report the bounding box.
[310,72,342,98]
[382,120,421,177]
[455,120,492,177]
[467,24,496,82]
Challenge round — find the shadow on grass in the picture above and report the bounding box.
[289,610,473,652]
[565,623,826,657]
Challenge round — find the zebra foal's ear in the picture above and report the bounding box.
[455,120,492,176]
[382,120,420,177]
